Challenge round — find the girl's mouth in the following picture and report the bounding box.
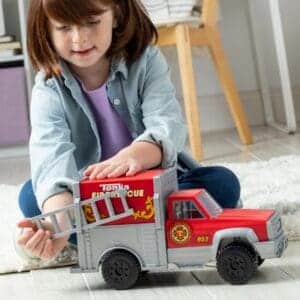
[72,47,95,56]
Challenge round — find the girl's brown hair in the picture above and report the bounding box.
[27,0,158,79]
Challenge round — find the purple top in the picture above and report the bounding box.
[80,82,133,161]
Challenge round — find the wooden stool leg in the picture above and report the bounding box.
[207,27,253,145]
[175,25,203,161]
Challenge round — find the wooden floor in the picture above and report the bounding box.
[0,125,300,299]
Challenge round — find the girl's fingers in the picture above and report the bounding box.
[89,166,102,179]
[83,169,90,176]
[84,162,104,176]
[41,237,67,261]
[32,231,51,257]
[83,165,95,176]
[89,163,110,179]
[85,159,140,179]
[17,228,35,246]
[107,165,129,178]
[17,218,37,230]
[25,229,46,251]
[126,163,141,176]
[40,239,54,261]
[97,162,126,179]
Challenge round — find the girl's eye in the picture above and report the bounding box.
[55,25,71,31]
[86,19,101,26]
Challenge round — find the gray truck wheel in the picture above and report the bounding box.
[102,250,141,290]
[216,244,258,284]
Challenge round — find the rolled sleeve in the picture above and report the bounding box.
[134,46,187,168]
[30,84,80,210]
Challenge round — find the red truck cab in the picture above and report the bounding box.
[166,189,275,248]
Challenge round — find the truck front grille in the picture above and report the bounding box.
[267,212,282,240]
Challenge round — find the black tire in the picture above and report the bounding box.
[217,243,258,284]
[141,270,149,276]
[257,256,265,267]
[101,250,141,290]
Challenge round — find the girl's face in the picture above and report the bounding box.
[49,8,116,70]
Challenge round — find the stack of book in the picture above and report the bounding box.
[0,35,22,59]
[168,0,198,17]
[142,0,198,25]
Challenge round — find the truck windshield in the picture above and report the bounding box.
[198,191,223,217]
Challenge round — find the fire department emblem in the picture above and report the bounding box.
[82,204,95,223]
[171,223,190,244]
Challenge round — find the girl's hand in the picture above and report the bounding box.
[84,142,162,179]
[17,218,69,261]
[83,141,162,179]
[83,154,143,179]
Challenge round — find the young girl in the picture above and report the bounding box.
[17,0,240,262]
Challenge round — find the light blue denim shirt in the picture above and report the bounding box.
[30,45,189,209]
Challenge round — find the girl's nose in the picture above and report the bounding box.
[71,26,88,44]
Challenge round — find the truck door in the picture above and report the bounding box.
[166,199,213,248]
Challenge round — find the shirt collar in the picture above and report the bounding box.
[109,55,128,81]
[59,55,128,86]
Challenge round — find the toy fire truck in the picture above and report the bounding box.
[31,168,288,289]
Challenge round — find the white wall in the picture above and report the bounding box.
[248,0,300,124]
[2,0,20,40]
[252,0,300,89]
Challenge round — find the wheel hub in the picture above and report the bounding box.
[225,255,246,277]
[111,261,130,279]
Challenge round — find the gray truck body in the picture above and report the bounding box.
[71,167,176,273]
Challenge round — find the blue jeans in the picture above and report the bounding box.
[177,166,240,208]
[18,166,240,243]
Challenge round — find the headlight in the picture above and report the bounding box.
[267,212,282,240]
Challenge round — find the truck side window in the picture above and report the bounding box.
[173,201,204,219]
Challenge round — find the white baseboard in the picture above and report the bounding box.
[268,86,300,125]
[178,89,266,133]
[0,144,29,159]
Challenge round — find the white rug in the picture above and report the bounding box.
[223,155,300,241]
[1,155,300,274]
[0,184,25,274]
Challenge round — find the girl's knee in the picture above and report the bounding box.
[178,166,240,208]
[18,180,33,208]
[18,180,41,217]
[212,166,241,208]
[216,166,240,185]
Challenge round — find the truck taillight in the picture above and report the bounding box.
[267,212,282,240]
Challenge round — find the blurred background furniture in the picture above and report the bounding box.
[0,0,30,148]
[0,0,5,36]
[143,0,253,161]
[248,0,297,134]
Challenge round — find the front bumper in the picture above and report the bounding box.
[254,231,288,259]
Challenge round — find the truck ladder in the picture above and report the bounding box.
[31,189,134,239]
